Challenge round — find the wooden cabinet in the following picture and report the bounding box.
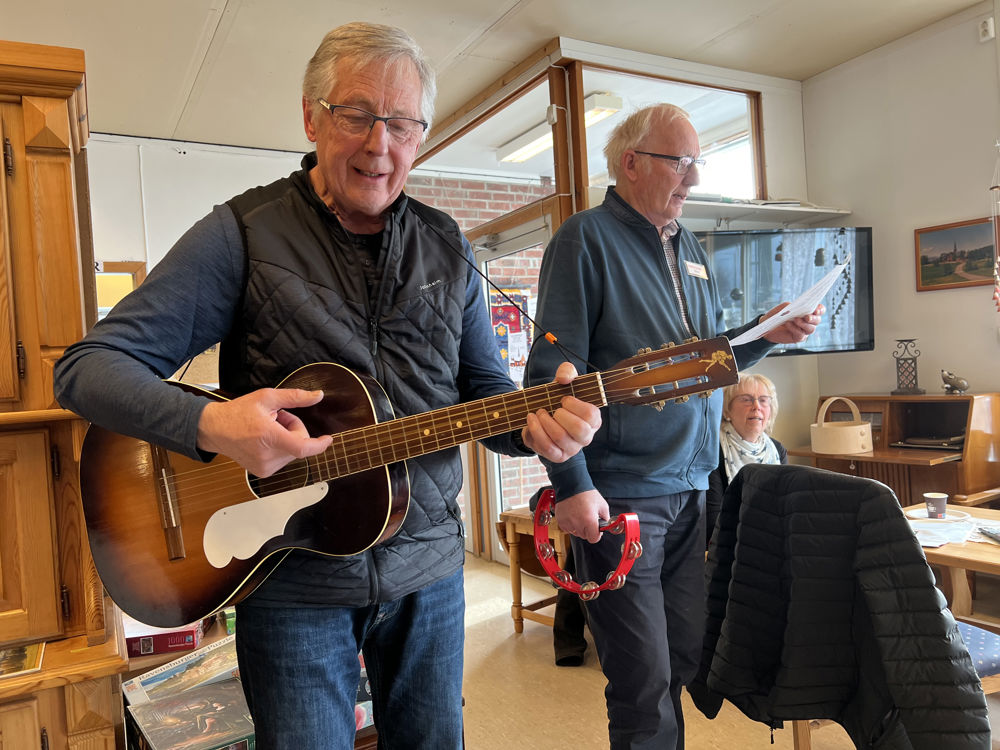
[789,393,1000,508]
[0,40,127,750]
[0,43,93,413]
[0,617,127,750]
[0,429,61,644]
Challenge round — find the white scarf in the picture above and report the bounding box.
[720,419,781,482]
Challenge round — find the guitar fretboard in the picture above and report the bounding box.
[317,372,606,479]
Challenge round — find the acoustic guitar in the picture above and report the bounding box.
[80,337,737,628]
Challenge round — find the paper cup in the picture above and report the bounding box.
[923,492,948,519]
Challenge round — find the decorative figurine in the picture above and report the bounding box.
[941,370,969,395]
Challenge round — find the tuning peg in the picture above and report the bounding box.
[674,395,690,404]
[698,391,712,399]
[684,336,700,343]
[650,400,666,412]
[637,346,653,355]
[661,342,675,349]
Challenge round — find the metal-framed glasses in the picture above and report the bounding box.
[733,394,772,407]
[634,150,706,175]
[317,99,428,144]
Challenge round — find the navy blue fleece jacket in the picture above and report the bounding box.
[525,187,774,501]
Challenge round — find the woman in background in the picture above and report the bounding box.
[706,373,787,545]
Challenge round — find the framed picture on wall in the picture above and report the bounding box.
[914,217,996,291]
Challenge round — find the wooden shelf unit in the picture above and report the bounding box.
[788,393,1000,508]
[0,39,128,750]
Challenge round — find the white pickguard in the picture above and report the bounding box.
[202,483,330,568]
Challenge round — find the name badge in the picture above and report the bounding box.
[684,260,708,279]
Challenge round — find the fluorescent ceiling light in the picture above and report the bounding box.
[497,123,553,164]
[498,93,622,164]
[582,93,621,127]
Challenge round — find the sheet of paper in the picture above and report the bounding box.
[908,518,976,548]
[728,254,851,346]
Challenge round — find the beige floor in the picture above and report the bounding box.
[462,554,999,749]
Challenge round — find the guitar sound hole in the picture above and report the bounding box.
[247,457,313,497]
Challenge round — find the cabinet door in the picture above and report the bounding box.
[0,97,87,412]
[0,113,18,404]
[0,430,61,643]
[0,697,41,749]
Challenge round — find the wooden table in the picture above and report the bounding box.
[497,507,570,633]
[902,503,1000,631]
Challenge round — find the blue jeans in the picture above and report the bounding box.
[235,567,465,750]
[575,490,706,750]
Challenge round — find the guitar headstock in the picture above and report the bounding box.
[604,336,738,408]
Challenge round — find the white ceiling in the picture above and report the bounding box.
[1,0,984,154]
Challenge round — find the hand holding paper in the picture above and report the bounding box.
[728,256,848,346]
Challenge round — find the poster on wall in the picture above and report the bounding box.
[489,289,533,387]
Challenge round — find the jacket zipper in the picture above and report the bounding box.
[368,316,380,357]
[365,548,380,604]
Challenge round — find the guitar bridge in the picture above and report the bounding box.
[152,444,186,561]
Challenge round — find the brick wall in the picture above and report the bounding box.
[405,174,552,232]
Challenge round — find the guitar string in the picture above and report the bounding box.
[149,360,723,509]
[150,364,720,506]
[163,378,613,504]
[150,361,721,504]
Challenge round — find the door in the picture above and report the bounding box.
[472,211,554,562]
[0,430,61,643]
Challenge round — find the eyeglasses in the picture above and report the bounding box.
[733,394,772,407]
[317,99,428,145]
[634,150,706,175]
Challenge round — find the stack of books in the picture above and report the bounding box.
[124,634,251,750]
[127,677,254,750]
[124,634,373,749]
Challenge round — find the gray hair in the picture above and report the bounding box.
[722,373,779,433]
[303,22,437,134]
[603,103,691,181]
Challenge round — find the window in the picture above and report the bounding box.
[408,78,556,229]
[581,68,756,200]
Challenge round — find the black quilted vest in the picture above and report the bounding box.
[223,155,470,607]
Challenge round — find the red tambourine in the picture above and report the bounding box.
[532,488,643,600]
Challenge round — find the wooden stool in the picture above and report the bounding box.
[497,508,570,632]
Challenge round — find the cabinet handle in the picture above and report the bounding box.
[16,340,26,379]
[40,727,49,750]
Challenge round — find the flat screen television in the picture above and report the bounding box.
[694,226,874,356]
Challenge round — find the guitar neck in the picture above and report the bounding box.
[318,373,606,480]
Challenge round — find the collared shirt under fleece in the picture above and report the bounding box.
[524,186,775,502]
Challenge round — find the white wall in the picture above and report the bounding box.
[87,135,303,267]
[801,2,1000,405]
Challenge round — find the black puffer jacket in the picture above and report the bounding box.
[689,464,990,749]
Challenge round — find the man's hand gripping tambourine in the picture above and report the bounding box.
[532,488,642,600]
